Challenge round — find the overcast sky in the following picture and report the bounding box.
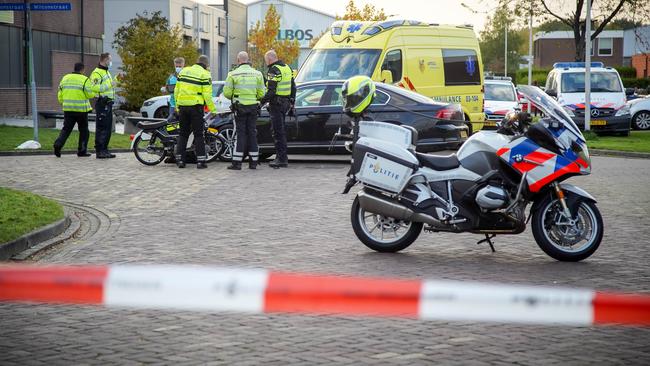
[204,0,502,33]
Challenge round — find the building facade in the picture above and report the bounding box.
[0,1,104,115]
[533,30,624,68]
[210,0,248,79]
[247,0,335,69]
[103,0,226,81]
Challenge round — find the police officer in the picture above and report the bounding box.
[173,54,217,169]
[90,52,116,159]
[260,50,296,168]
[223,51,265,170]
[53,62,96,158]
[163,57,185,121]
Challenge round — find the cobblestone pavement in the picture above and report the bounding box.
[1,153,649,365]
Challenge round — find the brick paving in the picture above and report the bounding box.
[0,153,649,365]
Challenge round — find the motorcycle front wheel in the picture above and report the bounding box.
[133,134,166,166]
[350,195,423,253]
[531,196,603,262]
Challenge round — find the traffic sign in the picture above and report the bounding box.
[0,3,71,11]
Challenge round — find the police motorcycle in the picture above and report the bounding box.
[341,76,603,262]
[131,113,225,166]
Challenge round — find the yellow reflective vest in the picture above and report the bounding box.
[174,64,216,113]
[268,63,292,96]
[57,73,95,112]
[223,64,265,106]
[90,66,115,100]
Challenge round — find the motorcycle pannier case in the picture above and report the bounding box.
[351,121,419,193]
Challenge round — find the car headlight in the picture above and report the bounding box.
[615,104,631,117]
[143,100,155,107]
[563,106,575,117]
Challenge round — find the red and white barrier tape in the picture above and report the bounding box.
[0,265,648,326]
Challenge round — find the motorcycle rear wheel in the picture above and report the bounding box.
[133,135,166,166]
[351,195,423,253]
[531,196,603,262]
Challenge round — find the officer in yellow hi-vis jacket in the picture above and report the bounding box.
[53,62,96,158]
[174,54,217,169]
[90,52,116,159]
[260,50,296,168]
[223,51,265,170]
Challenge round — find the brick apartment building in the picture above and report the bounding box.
[533,30,624,68]
[0,0,104,116]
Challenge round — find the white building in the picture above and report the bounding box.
[247,0,335,68]
[104,0,227,80]
[623,26,650,65]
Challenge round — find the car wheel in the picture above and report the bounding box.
[154,106,169,119]
[217,124,236,162]
[632,111,650,130]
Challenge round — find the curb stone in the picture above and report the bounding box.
[590,149,650,159]
[0,216,69,260]
[0,149,132,157]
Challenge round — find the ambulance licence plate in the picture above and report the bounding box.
[590,120,607,126]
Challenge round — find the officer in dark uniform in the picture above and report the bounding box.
[260,50,296,168]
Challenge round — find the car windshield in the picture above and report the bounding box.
[518,85,583,141]
[296,49,381,82]
[485,83,516,101]
[560,72,622,93]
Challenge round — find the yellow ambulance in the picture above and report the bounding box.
[296,20,485,132]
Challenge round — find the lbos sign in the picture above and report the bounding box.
[277,29,314,41]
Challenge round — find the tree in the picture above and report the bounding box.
[479,5,524,75]
[339,0,387,21]
[510,0,650,62]
[309,1,388,48]
[248,5,300,70]
[113,12,198,110]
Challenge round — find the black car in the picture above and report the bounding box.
[212,81,468,161]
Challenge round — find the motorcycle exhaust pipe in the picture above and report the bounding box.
[357,191,440,226]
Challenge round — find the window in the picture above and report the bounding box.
[380,49,402,82]
[295,85,328,107]
[218,17,227,37]
[296,49,381,82]
[182,7,193,28]
[545,72,557,91]
[0,24,24,87]
[484,83,517,102]
[442,49,481,86]
[200,12,209,32]
[598,38,613,56]
[200,39,210,57]
[560,72,622,93]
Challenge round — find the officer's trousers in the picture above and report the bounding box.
[233,107,259,163]
[269,98,290,162]
[176,105,206,162]
[54,111,89,154]
[94,97,113,153]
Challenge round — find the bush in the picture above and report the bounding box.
[515,68,550,86]
[615,67,637,78]
[622,78,650,89]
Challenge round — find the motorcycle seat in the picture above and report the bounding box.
[137,120,168,130]
[416,152,460,171]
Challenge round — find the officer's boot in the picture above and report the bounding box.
[197,161,207,169]
[175,154,185,168]
[249,160,258,170]
[269,156,288,168]
[227,161,242,170]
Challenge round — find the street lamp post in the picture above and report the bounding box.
[504,22,508,77]
[527,1,533,112]
[585,0,592,131]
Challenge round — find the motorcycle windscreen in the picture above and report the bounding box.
[496,136,582,193]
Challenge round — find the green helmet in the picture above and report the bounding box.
[342,75,375,117]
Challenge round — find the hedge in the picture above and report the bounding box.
[513,67,647,89]
[622,77,650,89]
[515,68,550,86]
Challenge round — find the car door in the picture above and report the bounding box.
[294,84,342,147]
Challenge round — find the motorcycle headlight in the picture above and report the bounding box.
[615,104,631,117]
[563,106,575,117]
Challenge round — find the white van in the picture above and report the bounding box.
[544,62,632,134]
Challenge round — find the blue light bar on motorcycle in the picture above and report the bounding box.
[553,62,605,69]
